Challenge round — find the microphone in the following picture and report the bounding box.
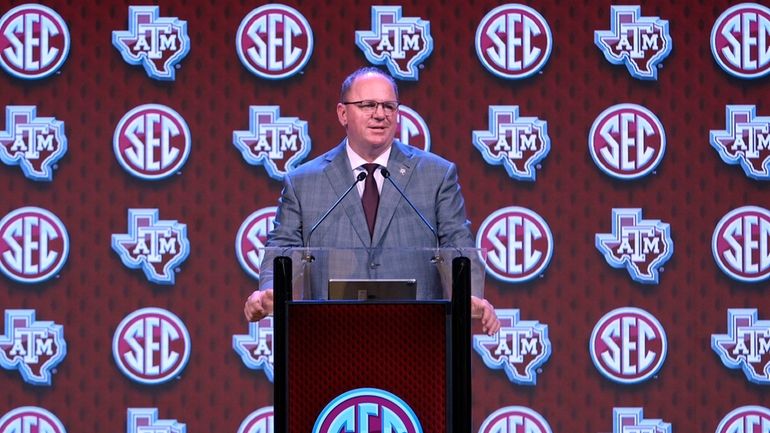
[303,171,367,262]
[380,167,442,263]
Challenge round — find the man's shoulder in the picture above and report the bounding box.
[394,140,455,173]
[288,142,345,179]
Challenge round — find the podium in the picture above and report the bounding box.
[259,247,485,433]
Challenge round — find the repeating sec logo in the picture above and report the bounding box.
[475,4,553,80]
[233,317,274,382]
[0,105,67,182]
[112,307,191,385]
[716,406,770,433]
[127,408,185,433]
[0,309,67,386]
[476,206,553,283]
[612,407,671,433]
[236,207,277,280]
[236,4,313,80]
[0,206,69,284]
[313,388,423,433]
[594,6,673,80]
[590,307,667,384]
[112,6,190,81]
[711,3,770,79]
[396,105,431,152]
[238,406,273,433]
[589,104,666,180]
[472,105,550,181]
[0,4,70,80]
[113,104,191,180]
[478,406,553,433]
[710,105,770,180]
[712,206,770,283]
[0,407,66,433]
[712,308,770,384]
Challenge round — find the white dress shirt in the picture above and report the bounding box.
[345,140,392,197]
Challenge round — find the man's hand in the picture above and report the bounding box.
[471,295,501,336]
[244,289,274,322]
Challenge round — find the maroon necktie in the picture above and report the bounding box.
[361,163,379,238]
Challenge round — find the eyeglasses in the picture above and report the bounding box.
[342,100,400,116]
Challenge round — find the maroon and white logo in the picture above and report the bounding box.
[0,207,69,284]
[313,388,422,433]
[712,206,770,283]
[589,103,666,180]
[236,207,277,280]
[476,206,553,283]
[716,406,770,433]
[236,4,313,80]
[112,307,191,385]
[478,406,553,433]
[711,3,770,79]
[590,307,667,384]
[475,4,553,79]
[0,407,66,433]
[238,406,273,433]
[0,4,70,80]
[113,104,191,180]
[396,105,431,152]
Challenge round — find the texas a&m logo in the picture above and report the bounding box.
[712,206,770,283]
[127,408,186,433]
[712,309,770,384]
[594,6,672,80]
[112,307,191,385]
[233,106,311,180]
[611,407,671,433]
[711,3,770,79]
[355,6,433,81]
[475,4,552,80]
[236,4,313,80]
[0,105,67,181]
[233,317,274,382]
[313,388,423,433]
[589,104,666,180]
[596,208,673,284]
[238,407,273,433]
[236,207,277,280]
[112,6,190,81]
[476,207,553,283]
[0,206,69,284]
[0,407,66,433]
[590,307,667,384]
[111,209,190,285]
[716,406,770,433]
[472,105,550,181]
[473,309,551,385]
[114,104,191,180]
[0,4,70,80]
[710,105,770,180]
[396,105,431,152]
[478,406,553,433]
[0,309,66,386]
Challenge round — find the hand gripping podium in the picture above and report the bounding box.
[260,247,485,433]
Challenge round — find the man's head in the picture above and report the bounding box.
[337,67,400,161]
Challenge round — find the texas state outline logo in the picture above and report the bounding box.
[594,6,672,80]
[112,6,190,80]
[111,208,190,285]
[127,408,186,433]
[0,105,67,181]
[0,4,70,80]
[472,105,550,181]
[596,208,673,284]
[233,317,274,382]
[233,106,311,181]
[0,407,67,433]
[355,6,433,81]
[611,407,671,433]
[710,105,770,180]
[472,309,551,385]
[0,309,66,386]
[313,388,423,433]
[711,3,770,79]
[238,406,273,433]
[712,308,770,384]
[478,406,553,433]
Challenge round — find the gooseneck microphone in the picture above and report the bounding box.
[303,171,368,262]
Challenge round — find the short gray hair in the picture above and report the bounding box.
[339,67,399,101]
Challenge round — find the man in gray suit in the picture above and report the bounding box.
[244,67,500,335]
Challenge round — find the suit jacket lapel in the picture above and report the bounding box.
[323,141,371,247]
[372,141,415,246]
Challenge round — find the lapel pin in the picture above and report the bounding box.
[400,168,406,176]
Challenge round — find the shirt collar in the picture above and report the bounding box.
[345,139,392,171]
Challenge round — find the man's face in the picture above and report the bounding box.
[337,73,398,160]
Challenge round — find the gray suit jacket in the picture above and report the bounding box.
[263,139,474,299]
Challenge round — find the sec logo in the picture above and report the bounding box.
[0,407,66,433]
[0,4,70,80]
[313,388,422,433]
[716,406,770,433]
[475,4,552,79]
[238,406,273,433]
[476,206,553,283]
[236,207,277,280]
[711,3,770,79]
[112,307,191,385]
[712,206,770,283]
[0,206,69,284]
[396,105,431,152]
[478,406,553,433]
[236,4,313,80]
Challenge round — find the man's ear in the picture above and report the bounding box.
[336,102,347,127]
